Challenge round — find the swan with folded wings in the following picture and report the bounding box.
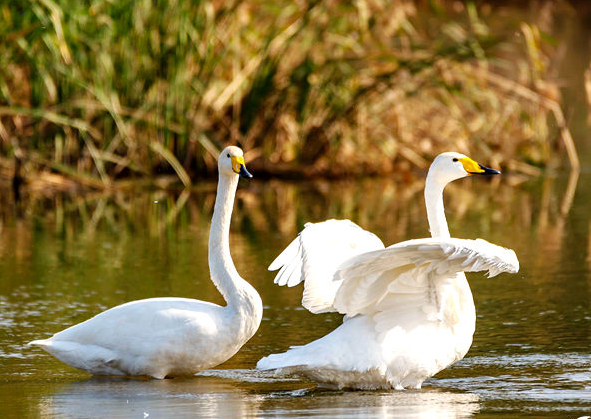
[29,146,263,378]
[257,152,519,390]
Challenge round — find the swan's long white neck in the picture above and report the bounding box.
[208,173,254,309]
[425,162,476,348]
[424,171,450,239]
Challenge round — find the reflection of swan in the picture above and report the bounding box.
[260,388,480,419]
[38,373,479,419]
[257,152,519,389]
[29,146,263,378]
[38,376,262,419]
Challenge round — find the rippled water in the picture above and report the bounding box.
[1,166,590,418]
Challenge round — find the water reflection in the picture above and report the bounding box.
[0,170,585,259]
[39,372,480,419]
[38,376,262,419]
[1,170,591,418]
[434,353,591,413]
[259,388,480,419]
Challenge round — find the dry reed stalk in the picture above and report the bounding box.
[471,66,580,171]
[0,0,579,188]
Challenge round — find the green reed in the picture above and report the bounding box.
[0,0,575,188]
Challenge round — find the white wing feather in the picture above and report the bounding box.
[269,219,385,313]
[333,237,519,317]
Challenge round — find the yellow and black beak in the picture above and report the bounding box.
[230,156,253,178]
[459,157,501,175]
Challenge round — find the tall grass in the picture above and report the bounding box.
[0,0,577,188]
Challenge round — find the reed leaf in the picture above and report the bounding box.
[0,0,576,188]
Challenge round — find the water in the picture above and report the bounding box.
[1,167,590,418]
[3,4,591,414]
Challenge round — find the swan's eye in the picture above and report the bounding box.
[452,158,458,162]
[227,153,230,158]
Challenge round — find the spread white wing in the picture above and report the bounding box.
[268,219,385,313]
[333,237,519,318]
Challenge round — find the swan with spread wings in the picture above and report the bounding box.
[257,152,519,390]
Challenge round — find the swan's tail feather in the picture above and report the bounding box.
[256,354,282,370]
[257,352,296,370]
[28,339,52,347]
[28,338,82,353]
[28,338,125,376]
[256,345,315,370]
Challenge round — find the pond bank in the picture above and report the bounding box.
[1,1,587,188]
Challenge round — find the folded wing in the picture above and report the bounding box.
[268,219,385,313]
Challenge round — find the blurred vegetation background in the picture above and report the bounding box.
[0,0,584,190]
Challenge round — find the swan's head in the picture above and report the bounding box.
[428,152,500,185]
[218,146,253,178]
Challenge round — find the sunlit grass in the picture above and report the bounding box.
[0,0,575,188]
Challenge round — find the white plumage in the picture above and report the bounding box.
[29,146,263,379]
[270,219,385,313]
[257,152,519,389]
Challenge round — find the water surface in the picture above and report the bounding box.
[1,167,590,418]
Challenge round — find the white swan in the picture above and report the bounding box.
[257,152,519,390]
[29,146,263,379]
